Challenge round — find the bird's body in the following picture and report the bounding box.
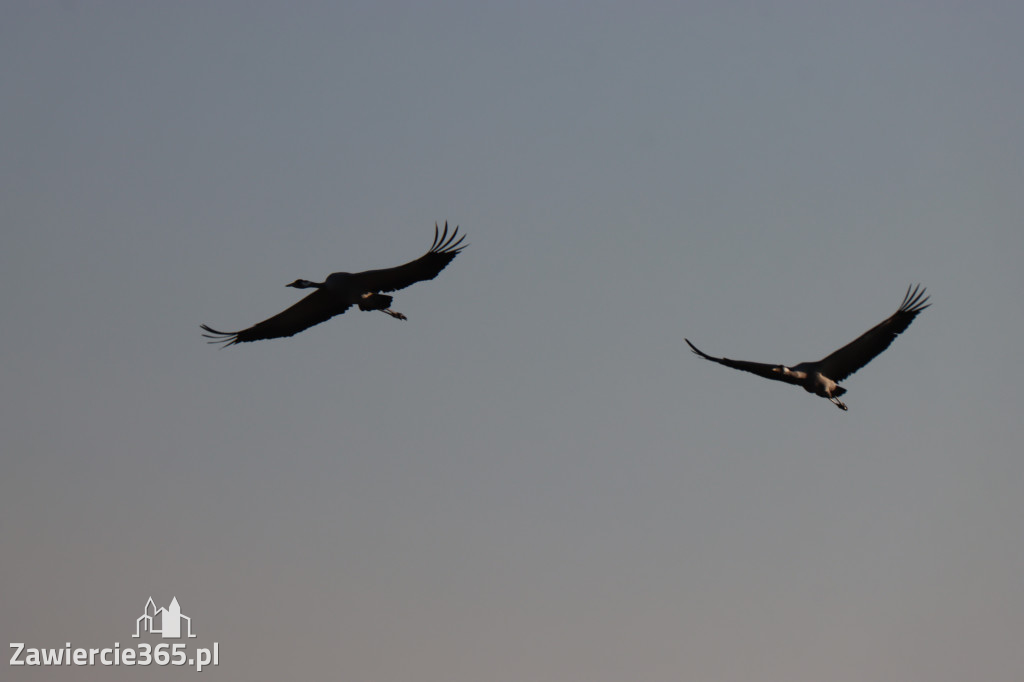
[777,367,845,401]
[201,223,466,346]
[686,285,930,410]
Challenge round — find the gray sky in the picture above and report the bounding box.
[3,2,1023,680]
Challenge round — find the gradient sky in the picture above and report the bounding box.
[3,3,1023,681]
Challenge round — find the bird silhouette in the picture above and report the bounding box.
[201,223,466,347]
[686,285,930,410]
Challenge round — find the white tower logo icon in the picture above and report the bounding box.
[133,596,196,638]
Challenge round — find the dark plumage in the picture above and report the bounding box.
[201,223,466,347]
[685,285,931,410]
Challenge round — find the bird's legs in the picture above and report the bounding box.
[359,292,408,320]
[830,396,848,411]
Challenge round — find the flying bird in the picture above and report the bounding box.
[201,222,466,347]
[685,285,930,410]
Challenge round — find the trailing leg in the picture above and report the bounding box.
[359,292,405,319]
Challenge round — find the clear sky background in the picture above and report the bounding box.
[2,3,1023,681]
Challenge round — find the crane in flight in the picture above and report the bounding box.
[201,222,466,347]
[685,285,930,410]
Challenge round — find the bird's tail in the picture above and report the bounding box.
[832,386,847,397]
[358,293,393,312]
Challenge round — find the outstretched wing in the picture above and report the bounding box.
[815,284,930,382]
[354,222,467,293]
[685,338,802,386]
[201,289,353,347]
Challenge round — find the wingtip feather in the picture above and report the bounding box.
[429,221,466,254]
[200,324,241,347]
[900,284,931,314]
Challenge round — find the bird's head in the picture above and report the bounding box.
[772,365,791,376]
[286,279,318,289]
